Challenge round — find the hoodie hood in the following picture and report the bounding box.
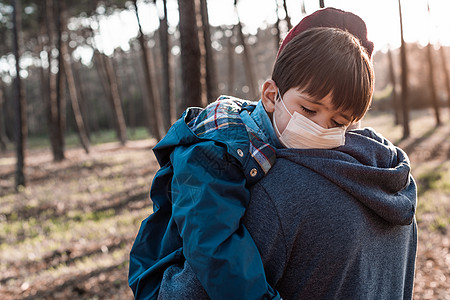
[276,128,416,225]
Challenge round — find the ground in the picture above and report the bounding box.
[0,109,449,299]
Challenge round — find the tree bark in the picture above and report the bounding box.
[274,1,281,50]
[133,0,165,140]
[398,0,410,139]
[200,0,218,102]
[234,0,258,99]
[12,0,27,189]
[178,0,203,109]
[439,46,450,114]
[59,0,90,153]
[51,0,66,161]
[71,58,91,139]
[227,27,235,94]
[426,43,441,126]
[102,51,128,144]
[282,0,292,30]
[158,0,175,130]
[0,79,8,151]
[387,48,401,125]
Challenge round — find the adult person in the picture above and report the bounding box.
[159,127,418,299]
[157,7,417,299]
[129,7,375,300]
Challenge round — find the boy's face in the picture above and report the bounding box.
[262,80,354,134]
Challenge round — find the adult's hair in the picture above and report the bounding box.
[272,27,374,122]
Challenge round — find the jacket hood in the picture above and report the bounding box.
[276,128,416,225]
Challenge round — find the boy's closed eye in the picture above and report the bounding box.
[300,106,316,115]
[332,120,345,127]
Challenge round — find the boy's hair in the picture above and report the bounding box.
[272,27,374,122]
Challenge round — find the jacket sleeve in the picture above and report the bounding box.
[170,140,281,300]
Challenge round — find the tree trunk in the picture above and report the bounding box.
[282,0,292,30]
[12,0,27,189]
[133,0,165,140]
[130,52,147,130]
[177,0,203,109]
[158,0,175,129]
[426,43,441,126]
[59,0,90,153]
[102,52,128,144]
[50,0,66,161]
[0,79,8,151]
[234,0,258,99]
[319,0,325,8]
[439,46,450,114]
[200,0,218,102]
[387,48,401,125]
[71,58,91,139]
[398,0,410,139]
[227,27,235,94]
[274,1,281,50]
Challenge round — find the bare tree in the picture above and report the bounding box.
[282,0,292,29]
[102,51,128,144]
[227,27,236,94]
[157,0,175,130]
[426,2,441,126]
[12,0,27,188]
[133,0,165,140]
[178,0,203,108]
[71,56,91,139]
[387,48,400,125]
[439,47,450,114]
[234,0,258,99]
[426,43,441,126]
[0,79,8,151]
[51,0,66,161]
[200,0,218,102]
[274,0,281,49]
[59,0,90,153]
[398,0,410,139]
[301,1,307,15]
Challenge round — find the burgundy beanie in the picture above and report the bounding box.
[277,7,374,58]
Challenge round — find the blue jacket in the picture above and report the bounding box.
[128,97,281,299]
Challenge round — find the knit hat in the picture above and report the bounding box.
[277,7,374,58]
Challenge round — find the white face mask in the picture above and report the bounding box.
[273,89,346,149]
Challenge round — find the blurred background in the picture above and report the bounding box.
[0,0,449,299]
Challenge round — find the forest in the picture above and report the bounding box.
[0,0,449,299]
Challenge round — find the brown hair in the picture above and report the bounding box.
[272,27,374,122]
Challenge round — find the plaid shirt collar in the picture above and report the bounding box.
[187,96,276,176]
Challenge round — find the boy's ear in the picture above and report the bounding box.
[261,80,278,113]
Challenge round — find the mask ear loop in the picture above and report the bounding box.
[273,89,285,137]
[277,89,293,117]
[273,88,294,138]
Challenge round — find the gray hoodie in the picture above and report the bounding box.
[158,128,418,300]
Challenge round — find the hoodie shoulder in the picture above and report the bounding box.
[353,127,394,146]
[344,127,407,169]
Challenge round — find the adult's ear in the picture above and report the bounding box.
[261,80,278,113]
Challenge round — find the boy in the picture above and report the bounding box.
[129,8,374,300]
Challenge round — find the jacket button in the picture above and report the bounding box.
[250,168,258,177]
[237,149,244,157]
